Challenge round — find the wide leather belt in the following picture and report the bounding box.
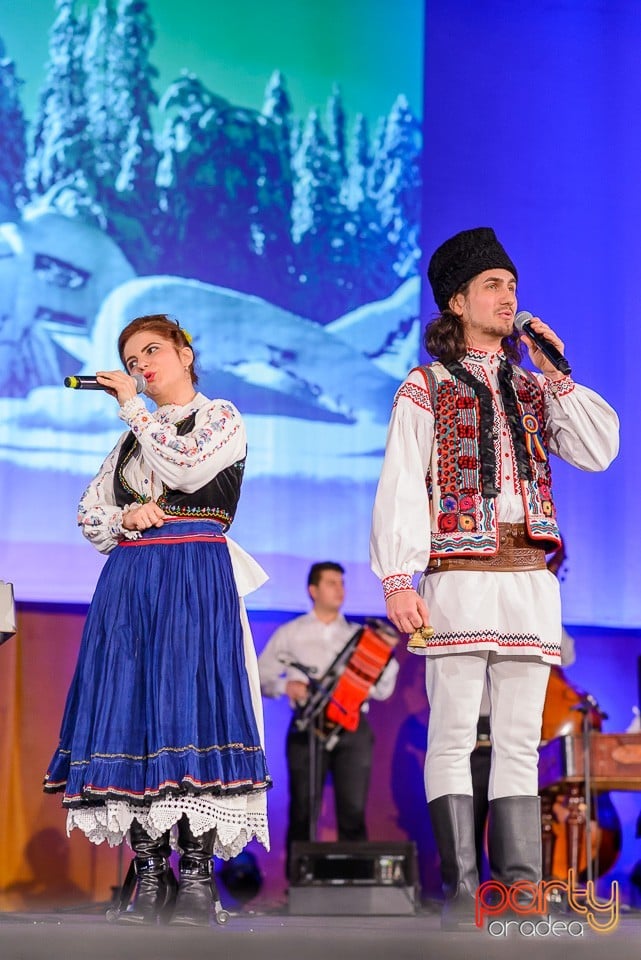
[427,522,548,573]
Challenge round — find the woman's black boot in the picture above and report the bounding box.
[117,820,178,924]
[170,815,217,926]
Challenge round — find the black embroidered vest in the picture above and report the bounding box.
[113,412,245,531]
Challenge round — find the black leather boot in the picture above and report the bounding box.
[488,795,542,918]
[428,794,480,932]
[118,820,178,924]
[170,816,217,926]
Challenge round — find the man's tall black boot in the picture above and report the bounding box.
[488,795,542,918]
[119,820,177,924]
[170,815,217,926]
[428,794,480,932]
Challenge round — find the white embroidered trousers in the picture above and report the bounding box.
[424,652,550,802]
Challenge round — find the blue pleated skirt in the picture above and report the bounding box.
[44,520,271,807]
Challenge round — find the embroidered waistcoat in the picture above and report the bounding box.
[113,412,245,531]
[419,361,561,558]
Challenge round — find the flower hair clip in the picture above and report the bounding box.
[168,315,192,344]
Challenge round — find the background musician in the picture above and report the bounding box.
[258,561,399,880]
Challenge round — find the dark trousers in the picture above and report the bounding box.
[285,716,374,879]
[471,742,491,880]
[471,715,492,880]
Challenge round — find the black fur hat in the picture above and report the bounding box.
[427,227,517,312]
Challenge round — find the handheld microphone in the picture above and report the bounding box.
[514,311,572,376]
[64,373,147,393]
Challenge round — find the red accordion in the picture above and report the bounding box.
[323,619,399,732]
[294,619,399,748]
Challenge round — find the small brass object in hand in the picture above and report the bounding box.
[407,624,435,650]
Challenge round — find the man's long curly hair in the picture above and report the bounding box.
[424,280,523,365]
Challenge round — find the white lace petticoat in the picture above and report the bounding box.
[66,790,269,860]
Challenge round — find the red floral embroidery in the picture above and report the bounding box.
[438,514,458,533]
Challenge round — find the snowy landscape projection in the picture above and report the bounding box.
[0,0,423,609]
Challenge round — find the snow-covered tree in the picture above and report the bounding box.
[262,70,292,130]
[27,0,93,196]
[84,0,119,181]
[342,112,370,212]
[373,94,422,279]
[156,72,232,277]
[0,38,27,219]
[367,114,389,195]
[290,108,359,321]
[100,0,160,268]
[338,111,393,305]
[292,109,339,244]
[326,84,347,176]
[110,0,158,182]
[156,71,294,300]
[289,92,422,321]
[258,70,295,271]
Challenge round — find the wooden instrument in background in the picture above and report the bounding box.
[540,667,623,881]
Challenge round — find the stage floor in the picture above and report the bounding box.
[1,906,641,960]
